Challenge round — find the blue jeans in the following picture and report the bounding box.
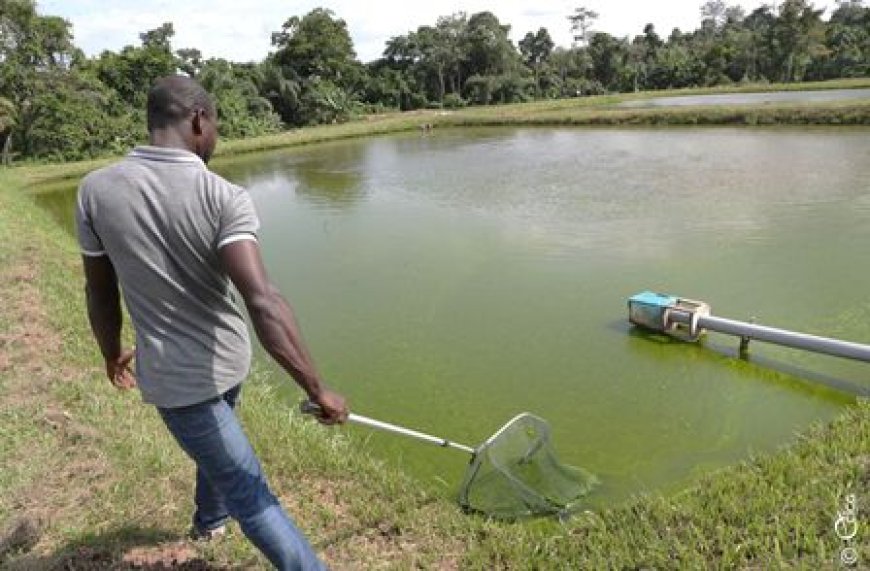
[158,384,325,570]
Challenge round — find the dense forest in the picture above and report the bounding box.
[0,0,868,162]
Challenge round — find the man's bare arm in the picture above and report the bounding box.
[219,240,347,424]
[82,255,135,389]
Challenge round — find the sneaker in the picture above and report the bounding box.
[189,524,226,541]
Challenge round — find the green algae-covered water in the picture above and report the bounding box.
[37,127,870,505]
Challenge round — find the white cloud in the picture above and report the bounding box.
[41,0,839,63]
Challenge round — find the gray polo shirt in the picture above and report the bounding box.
[76,146,258,408]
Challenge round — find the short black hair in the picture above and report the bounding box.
[146,75,215,132]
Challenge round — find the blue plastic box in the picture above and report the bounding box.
[627,291,678,332]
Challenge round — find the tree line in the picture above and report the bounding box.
[0,0,867,162]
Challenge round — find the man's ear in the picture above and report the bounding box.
[191,108,205,136]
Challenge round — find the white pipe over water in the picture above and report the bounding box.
[667,310,870,363]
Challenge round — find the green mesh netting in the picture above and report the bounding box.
[458,413,598,520]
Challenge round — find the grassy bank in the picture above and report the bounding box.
[1,154,868,568]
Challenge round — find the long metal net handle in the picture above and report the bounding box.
[300,400,475,454]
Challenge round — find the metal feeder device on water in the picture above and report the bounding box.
[628,290,870,363]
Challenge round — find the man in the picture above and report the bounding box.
[75,75,348,570]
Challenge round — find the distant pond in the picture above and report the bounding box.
[617,87,870,108]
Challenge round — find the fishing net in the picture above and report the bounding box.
[457,413,598,520]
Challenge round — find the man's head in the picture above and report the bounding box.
[147,75,218,163]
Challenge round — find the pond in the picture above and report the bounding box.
[617,87,870,108]
[36,126,870,506]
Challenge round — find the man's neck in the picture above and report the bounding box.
[149,129,193,153]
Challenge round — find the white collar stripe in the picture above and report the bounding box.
[129,146,205,167]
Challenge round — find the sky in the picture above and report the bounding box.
[40,0,841,64]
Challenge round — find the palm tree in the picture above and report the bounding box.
[0,97,16,166]
[252,62,300,125]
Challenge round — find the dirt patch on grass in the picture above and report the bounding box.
[278,476,463,569]
[0,250,151,569]
[121,542,214,569]
[0,252,102,562]
[6,544,224,571]
[0,254,65,399]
